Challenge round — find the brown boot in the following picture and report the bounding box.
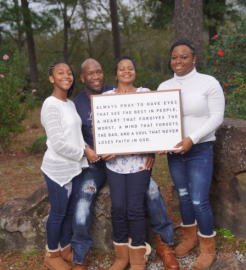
[109,240,130,270]
[60,244,73,263]
[74,254,88,270]
[192,232,217,270]
[155,234,179,270]
[174,221,198,258]
[44,245,71,270]
[129,242,151,270]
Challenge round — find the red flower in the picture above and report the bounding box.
[225,89,229,94]
[230,44,234,48]
[225,83,229,86]
[218,50,224,56]
[230,77,233,81]
[243,45,245,47]
[214,34,219,40]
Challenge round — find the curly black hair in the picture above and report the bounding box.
[49,61,75,98]
[113,55,137,78]
[168,39,196,72]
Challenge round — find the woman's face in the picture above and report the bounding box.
[116,59,136,84]
[49,63,74,92]
[170,45,196,76]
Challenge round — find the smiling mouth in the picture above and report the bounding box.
[92,81,101,85]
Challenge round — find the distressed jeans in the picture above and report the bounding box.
[71,159,174,265]
[44,172,82,250]
[167,142,214,236]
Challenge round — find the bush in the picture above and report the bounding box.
[25,135,47,153]
[201,19,246,94]
[0,53,36,151]
[224,71,246,120]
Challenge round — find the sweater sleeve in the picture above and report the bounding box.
[42,104,84,161]
[188,81,225,144]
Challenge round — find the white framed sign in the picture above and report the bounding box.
[91,90,183,155]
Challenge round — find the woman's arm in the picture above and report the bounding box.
[188,80,225,145]
[43,104,84,161]
[173,80,225,154]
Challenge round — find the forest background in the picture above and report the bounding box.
[0,0,246,151]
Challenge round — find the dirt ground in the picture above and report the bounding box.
[0,108,246,269]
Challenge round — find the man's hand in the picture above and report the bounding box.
[85,145,100,163]
[101,154,117,161]
[173,137,193,154]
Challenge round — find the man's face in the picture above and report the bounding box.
[81,61,104,93]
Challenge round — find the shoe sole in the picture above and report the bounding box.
[174,245,198,258]
[156,253,180,270]
[44,262,71,270]
[191,258,217,270]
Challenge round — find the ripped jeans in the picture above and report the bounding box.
[44,172,82,250]
[167,142,214,236]
[71,159,174,265]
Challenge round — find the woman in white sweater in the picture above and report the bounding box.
[158,40,225,270]
[41,61,98,270]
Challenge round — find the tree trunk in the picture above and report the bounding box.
[174,0,203,69]
[21,0,39,84]
[13,0,25,52]
[109,0,122,61]
[205,0,225,45]
[80,0,93,58]
[63,3,69,63]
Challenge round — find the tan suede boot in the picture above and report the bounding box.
[74,254,88,270]
[109,239,130,270]
[192,232,217,270]
[60,244,73,263]
[155,234,179,270]
[174,221,198,258]
[44,245,71,270]
[129,242,151,270]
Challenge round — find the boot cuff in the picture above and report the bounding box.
[46,244,60,252]
[60,243,71,251]
[198,231,216,238]
[181,220,197,227]
[114,238,132,246]
[129,242,151,256]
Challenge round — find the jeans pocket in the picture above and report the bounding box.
[195,142,213,152]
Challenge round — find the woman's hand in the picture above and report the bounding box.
[101,154,117,161]
[173,137,193,154]
[85,145,100,163]
[142,153,155,170]
[158,150,172,155]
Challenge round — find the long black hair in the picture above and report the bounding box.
[49,61,75,98]
[168,39,196,72]
[113,55,137,79]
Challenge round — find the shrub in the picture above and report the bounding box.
[201,19,246,94]
[0,52,36,151]
[224,71,246,120]
[25,135,47,153]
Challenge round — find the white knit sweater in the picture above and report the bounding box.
[157,68,225,144]
[41,96,88,187]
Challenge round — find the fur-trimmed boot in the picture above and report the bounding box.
[174,221,198,258]
[129,242,151,270]
[192,232,217,270]
[74,254,88,270]
[60,244,73,263]
[155,234,179,270]
[109,239,130,270]
[44,245,71,270]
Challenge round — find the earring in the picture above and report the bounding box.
[193,62,196,64]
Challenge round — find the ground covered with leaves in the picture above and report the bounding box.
[0,108,246,269]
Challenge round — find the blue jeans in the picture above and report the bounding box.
[167,142,214,236]
[44,172,82,250]
[106,168,151,246]
[71,160,174,264]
